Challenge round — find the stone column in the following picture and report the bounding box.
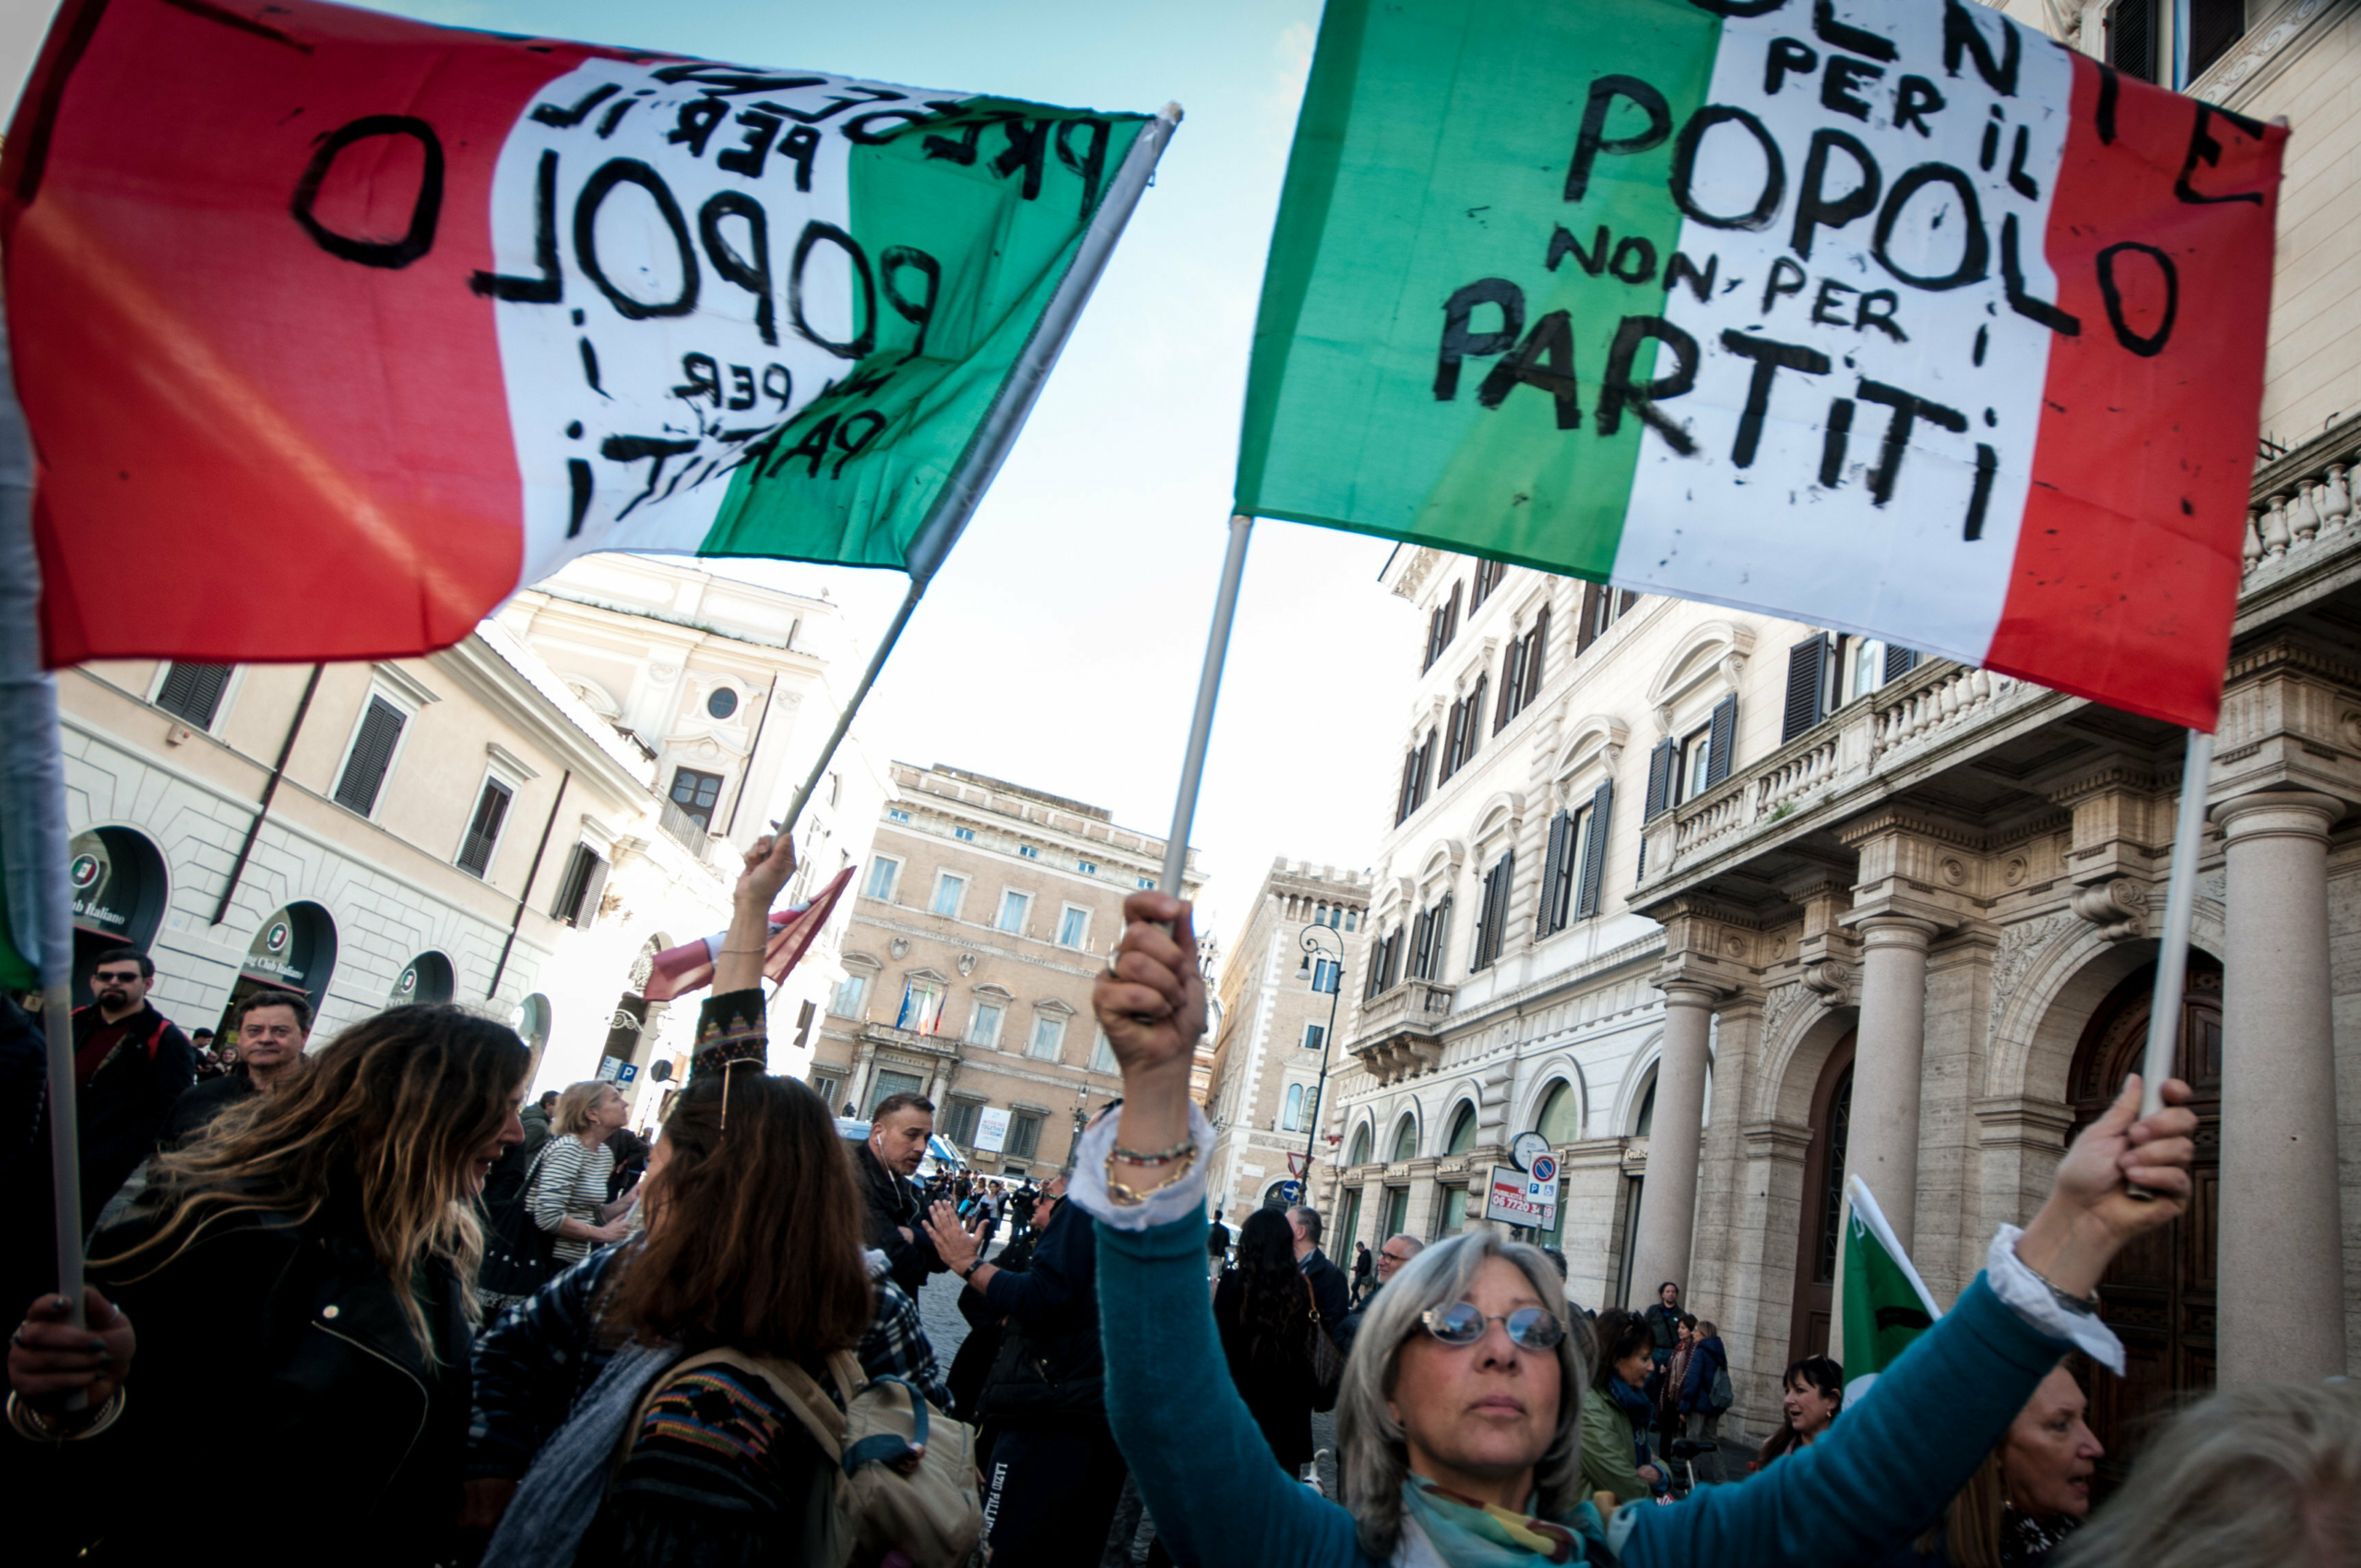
[1627,980,1716,1308]
[1846,915,1938,1252]
[2213,791,2348,1385]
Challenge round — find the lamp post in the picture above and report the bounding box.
[1298,923,1347,1198]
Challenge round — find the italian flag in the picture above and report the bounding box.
[2,0,1153,667]
[1240,0,2285,730]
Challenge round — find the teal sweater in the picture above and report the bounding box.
[1096,1213,2071,1567]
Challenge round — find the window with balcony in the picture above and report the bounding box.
[1422,580,1464,671]
[996,889,1032,934]
[865,857,902,901]
[1056,905,1090,949]
[1409,896,1453,981]
[931,873,967,919]
[1643,694,1737,819]
[2106,0,2246,86]
[669,766,724,829]
[1780,633,1919,742]
[1364,929,1404,999]
[896,980,944,1034]
[1027,1014,1066,1061]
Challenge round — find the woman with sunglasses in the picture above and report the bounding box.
[1085,891,2200,1568]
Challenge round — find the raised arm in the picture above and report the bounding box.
[1079,892,1363,1568]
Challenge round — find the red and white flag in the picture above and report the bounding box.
[2,0,1158,666]
[641,865,855,1004]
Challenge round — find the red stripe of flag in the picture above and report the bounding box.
[1986,56,2284,731]
[1,0,604,666]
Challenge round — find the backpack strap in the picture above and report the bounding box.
[611,1346,850,1483]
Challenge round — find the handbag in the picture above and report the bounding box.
[1304,1277,1347,1414]
[480,1139,561,1299]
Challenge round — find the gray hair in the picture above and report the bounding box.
[1336,1229,1588,1560]
[1287,1204,1323,1244]
[2054,1381,2359,1568]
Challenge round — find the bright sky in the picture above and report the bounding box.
[2,0,1416,944]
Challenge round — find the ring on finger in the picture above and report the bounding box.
[1104,951,1122,981]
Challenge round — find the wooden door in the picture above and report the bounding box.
[1787,1032,1857,1367]
[2068,959,2221,1491]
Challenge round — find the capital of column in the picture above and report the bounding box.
[2210,790,2345,845]
[1853,913,1940,955]
[1650,967,1732,1008]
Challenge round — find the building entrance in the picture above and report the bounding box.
[2068,956,2221,1491]
[1786,1031,1856,1367]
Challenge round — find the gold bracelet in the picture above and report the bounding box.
[1105,1148,1197,1206]
[6,1387,125,1444]
[718,944,769,956]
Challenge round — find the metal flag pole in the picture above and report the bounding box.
[1158,515,1254,895]
[2135,727,2215,1127]
[0,303,88,1343]
[773,103,1184,846]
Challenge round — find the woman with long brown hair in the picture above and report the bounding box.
[1215,1206,1325,1476]
[469,832,965,1566]
[6,1004,529,1566]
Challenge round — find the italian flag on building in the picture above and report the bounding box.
[1240,0,2285,731]
[3,0,1154,667]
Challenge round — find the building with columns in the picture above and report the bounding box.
[808,762,1202,1176]
[1202,860,1372,1224]
[1321,0,2361,1462]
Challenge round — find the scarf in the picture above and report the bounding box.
[479,1337,683,1568]
[1394,1478,1613,1568]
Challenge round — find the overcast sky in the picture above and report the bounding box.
[3,0,1418,945]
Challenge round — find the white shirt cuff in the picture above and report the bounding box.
[1987,1224,2126,1375]
[1067,1100,1215,1231]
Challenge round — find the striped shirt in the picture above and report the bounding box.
[531,1136,614,1265]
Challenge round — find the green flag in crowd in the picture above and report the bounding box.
[1838,1173,1943,1404]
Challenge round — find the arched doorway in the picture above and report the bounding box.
[218,902,338,1038]
[1787,1030,1857,1366]
[67,827,169,1005]
[2069,957,2220,1490]
[391,952,455,1004]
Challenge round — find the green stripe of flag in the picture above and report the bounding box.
[1236,0,1723,578]
[697,104,1150,575]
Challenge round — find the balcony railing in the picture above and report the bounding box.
[1348,978,1455,1086]
[1647,411,2361,889]
[858,1021,965,1057]
[658,799,715,859]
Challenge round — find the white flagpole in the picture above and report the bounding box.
[2134,727,2214,1139]
[0,302,87,1345]
[1158,515,1254,895]
[776,104,1183,845]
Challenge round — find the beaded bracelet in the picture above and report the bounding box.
[1109,1137,1197,1168]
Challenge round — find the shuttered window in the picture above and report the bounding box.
[456,778,514,877]
[155,662,233,729]
[552,843,610,927]
[1643,737,1677,821]
[1705,695,1738,790]
[1783,635,1835,742]
[1471,850,1514,972]
[333,696,407,816]
[1574,778,1615,920]
[1882,643,1921,683]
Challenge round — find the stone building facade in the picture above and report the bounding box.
[1320,0,2361,1457]
[1202,861,1372,1225]
[809,763,1202,1176]
[59,553,877,1123]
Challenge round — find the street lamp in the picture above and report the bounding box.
[1298,922,1346,1195]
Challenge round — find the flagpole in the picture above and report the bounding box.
[0,306,88,1347]
[2133,727,2214,1138]
[1158,514,1254,895]
[773,103,1184,847]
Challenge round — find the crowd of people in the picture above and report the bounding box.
[4,865,2354,1567]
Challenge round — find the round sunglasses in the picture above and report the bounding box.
[1419,1302,1565,1350]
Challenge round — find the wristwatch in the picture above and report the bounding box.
[959,1256,983,1279]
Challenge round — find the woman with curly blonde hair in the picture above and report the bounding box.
[6,1004,528,1566]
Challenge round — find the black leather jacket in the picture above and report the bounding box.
[856,1135,943,1297]
[16,1192,471,1565]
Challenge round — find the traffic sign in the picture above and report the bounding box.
[1529,1153,1557,1185]
[616,1063,639,1084]
[1277,1180,1302,1204]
